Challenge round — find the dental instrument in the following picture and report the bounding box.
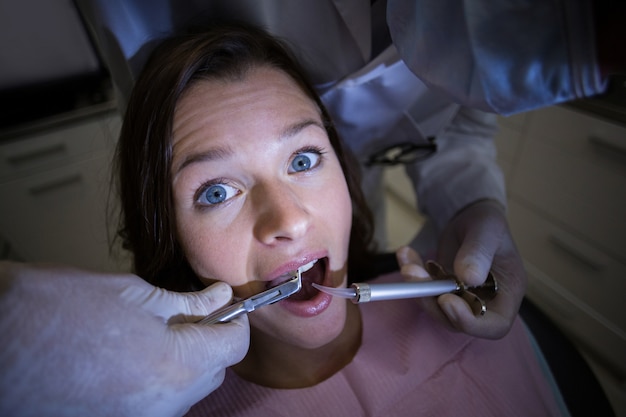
[197,269,302,325]
[313,261,497,316]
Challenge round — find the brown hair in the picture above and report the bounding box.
[115,22,374,291]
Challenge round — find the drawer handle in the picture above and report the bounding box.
[547,233,608,272]
[588,135,626,157]
[6,143,67,165]
[28,174,82,196]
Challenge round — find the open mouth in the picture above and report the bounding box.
[260,258,328,301]
[263,257,328,302]
[288,257,327,302]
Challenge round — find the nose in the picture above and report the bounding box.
[252,181,311,245]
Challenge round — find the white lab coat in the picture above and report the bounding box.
[77,0,604,114]
[76,0,509,251]
[388,0,605,115]
[320,44,504,250]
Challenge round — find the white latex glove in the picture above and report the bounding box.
[397,199,526,339]
[0,261,249,417]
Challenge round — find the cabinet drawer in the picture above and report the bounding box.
[0,113,119,182]
[508,201,626,332]
[0,152,128,272]
[510,136,626,263]
[528,105,626,164]
[524,261,626,378]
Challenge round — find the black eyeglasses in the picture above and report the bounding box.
[365,137,437,166]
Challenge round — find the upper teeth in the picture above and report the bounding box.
[298,259,318,274]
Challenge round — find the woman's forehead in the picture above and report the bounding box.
[177,69,317,130]
[170,67,323,168]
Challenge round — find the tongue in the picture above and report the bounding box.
[288,261,324,301]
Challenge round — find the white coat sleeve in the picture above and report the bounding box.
[404,107,506,232]
[387,0,605,115]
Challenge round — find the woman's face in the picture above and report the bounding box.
[171,67,353,349]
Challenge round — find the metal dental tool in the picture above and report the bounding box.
[313,261,497,316]
[197,270,302,325]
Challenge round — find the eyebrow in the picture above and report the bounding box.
[175,118,326,175]
[279,119,325,141]
[175,146,233,175]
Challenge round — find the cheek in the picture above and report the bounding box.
[328,174,353,255]
[174,214,245,285]
[172,185,253,285]
[308,179,352,273]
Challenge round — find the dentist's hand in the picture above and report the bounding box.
[398,199,526,339]
[0,261,249,417]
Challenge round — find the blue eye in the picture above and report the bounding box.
[197,183,239,206]
[289,151,321,173]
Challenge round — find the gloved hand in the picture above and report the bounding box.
[0,261,249,417]
[397,199,526,339]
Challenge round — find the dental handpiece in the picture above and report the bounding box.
[313,260,498,316]
[313,280,460,303]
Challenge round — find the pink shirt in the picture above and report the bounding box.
[186,272,567,416]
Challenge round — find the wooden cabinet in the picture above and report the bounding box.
[0,107,129,272]
[496,105,626,414]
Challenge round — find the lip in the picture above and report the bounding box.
[265,250,328,287]
[278,256,336,317]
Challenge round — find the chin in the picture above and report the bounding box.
[253,295,348,349]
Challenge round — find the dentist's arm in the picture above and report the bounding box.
[403,108,525,339]
[0,261,249,417]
